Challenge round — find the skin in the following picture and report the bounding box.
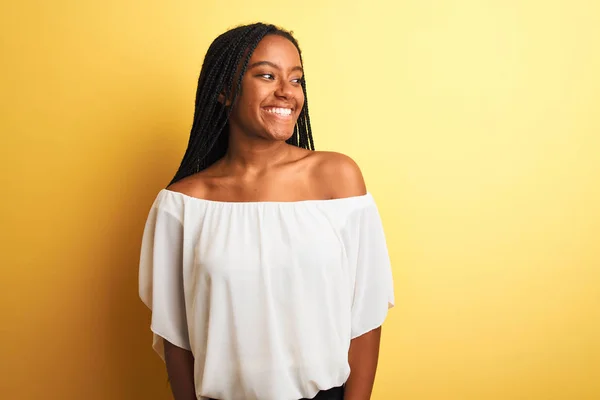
[165,34,382,400]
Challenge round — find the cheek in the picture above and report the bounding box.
[234,95,259,121]
[236,80,261,110]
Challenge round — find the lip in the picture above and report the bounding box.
[263,104,294,110]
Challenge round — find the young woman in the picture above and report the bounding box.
[139,22,395,400]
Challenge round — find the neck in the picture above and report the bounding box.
[222,132,291,175]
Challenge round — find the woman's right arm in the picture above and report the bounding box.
[164,339,196,400]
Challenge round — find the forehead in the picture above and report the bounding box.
[249,35,301,66]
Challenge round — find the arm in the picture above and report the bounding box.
[139,195,197,399]
[164,339,196,400]
[316,152,388,399]
[344,327,382,400]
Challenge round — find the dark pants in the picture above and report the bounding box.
[300,385,344,400]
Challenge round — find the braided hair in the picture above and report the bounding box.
[168,23,315,186]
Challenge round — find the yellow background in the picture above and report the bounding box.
[1,1,599,399]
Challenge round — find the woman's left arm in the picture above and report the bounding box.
[344,327,382,400]
[318,152,390,400]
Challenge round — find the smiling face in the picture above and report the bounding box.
[227,34,305,142]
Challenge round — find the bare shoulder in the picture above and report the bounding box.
[166,167,219,199]
[308,151,367,199]
[166,175,204,198]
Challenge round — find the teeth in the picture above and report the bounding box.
[266,107,292,116]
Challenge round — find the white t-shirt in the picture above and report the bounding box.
[139,189,395,400]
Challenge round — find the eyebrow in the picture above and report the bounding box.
[248,61,304,74]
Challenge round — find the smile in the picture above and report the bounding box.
[264,107,292,117]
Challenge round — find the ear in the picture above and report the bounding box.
[218,92,232,106]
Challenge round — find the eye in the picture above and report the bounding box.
[291,77,304,85]
[259,73,275,80]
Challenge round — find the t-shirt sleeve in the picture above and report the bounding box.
[342,199,395,339]
[138,205,191,360]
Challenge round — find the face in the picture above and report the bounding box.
[227,34,305,142]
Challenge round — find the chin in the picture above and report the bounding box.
[264,129,294,142]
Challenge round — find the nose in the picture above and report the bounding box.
[274,79,293,99]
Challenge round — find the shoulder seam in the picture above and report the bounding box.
[336,195,377,232]
[152,191,184,224]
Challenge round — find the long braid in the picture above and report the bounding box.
[173,26,257,178]
[169,23,315,186]
[185,28,256,172]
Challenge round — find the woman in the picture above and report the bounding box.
[139,22,395,400]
